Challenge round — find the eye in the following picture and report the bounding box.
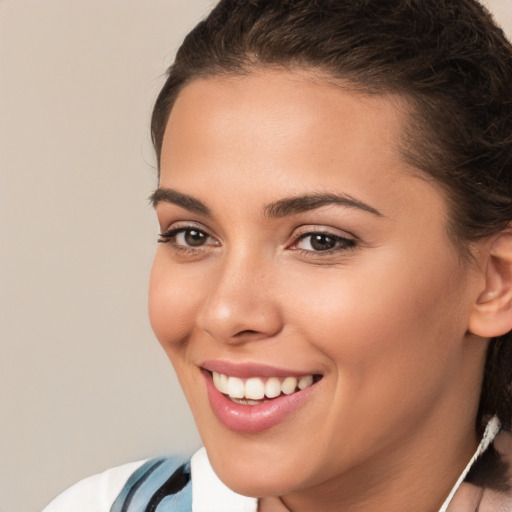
[158,226,217,249]
[290,231,356,253]
[176,229,208,247]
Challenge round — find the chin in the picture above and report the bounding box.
[215,468,295,498]
[205,442,311,498]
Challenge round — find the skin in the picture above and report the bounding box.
[149,69,491,512]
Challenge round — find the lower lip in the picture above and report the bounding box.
[203,372,318,433]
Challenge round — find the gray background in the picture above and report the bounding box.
[1,1,510,511]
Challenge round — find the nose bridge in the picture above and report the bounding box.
[197,246,282,342]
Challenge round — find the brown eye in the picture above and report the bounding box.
[309,234,337,251]
[184,229,208,246]
[291,231,356,253]
[158,227,216,248]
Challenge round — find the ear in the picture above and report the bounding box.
[469,227,512,338]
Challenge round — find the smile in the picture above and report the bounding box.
[212,371,315,403]
[202,363,323,433]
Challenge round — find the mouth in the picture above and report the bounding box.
[210,371,320,404]
[200,362,323,433]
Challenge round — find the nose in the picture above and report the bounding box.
[196,253,283,344]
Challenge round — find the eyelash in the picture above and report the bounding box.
[290,230,357,257]
[158,226,357,257]
[158,226,217,255]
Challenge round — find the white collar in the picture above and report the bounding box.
[190,416,502,512]
[191,447,258,512]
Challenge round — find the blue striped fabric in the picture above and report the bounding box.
[110,456,192,512]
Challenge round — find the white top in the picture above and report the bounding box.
[42,448,258,512]
[42,460,146,512]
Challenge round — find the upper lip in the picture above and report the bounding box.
[201,360,320,379]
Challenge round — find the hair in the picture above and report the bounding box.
[151,0,512,438]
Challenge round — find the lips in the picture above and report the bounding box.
[201,361,322,433]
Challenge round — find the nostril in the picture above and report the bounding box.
[235,329,260,337]
[228,329,277,343]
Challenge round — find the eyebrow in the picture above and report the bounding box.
[150,188,212,216]
[264,192,383,218]
[150,187,382,219]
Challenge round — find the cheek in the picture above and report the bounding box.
[285,249,468,388]
[148,252,201,352]
[276,255,471,464]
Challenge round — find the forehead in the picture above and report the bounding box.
[163,70,410,165]
[159,69,442,224]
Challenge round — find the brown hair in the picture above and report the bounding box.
[151,0,512,432]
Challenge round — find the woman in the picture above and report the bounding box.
[44,0,512,511]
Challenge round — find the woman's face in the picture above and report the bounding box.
[149,70,486,503]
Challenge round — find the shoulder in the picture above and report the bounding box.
[111,455,192,511]
[478,428,512,512]
[111,449,257,512]
[454,429,512,512]
[42,449,258,512]
[42,459,147,512]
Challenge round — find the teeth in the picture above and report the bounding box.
[213,371,229,394]
[219,373,229,394]
[211,371,315,401]
[265,377,281,398]
[281,376,298,395]
[245,378,265,400]
[227,376,245,399]
[213,371,222,391]
[298,375,313,390]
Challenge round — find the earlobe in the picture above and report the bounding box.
[469,228,512,338]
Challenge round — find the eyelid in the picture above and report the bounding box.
[291,225,356,242]
[159,218,207,232]
[159,219,215,237]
